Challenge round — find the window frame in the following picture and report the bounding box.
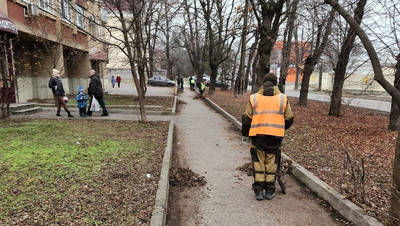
[76,4,85,29]
[60,0,72,22]
[38,0,54,14]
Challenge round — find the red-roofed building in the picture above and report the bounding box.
[270,40,310,82]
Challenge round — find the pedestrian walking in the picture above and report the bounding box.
[241,73,294,201]
[116,74,122,88]
[87,69,108,116]
[111,76,116,88]
[76,86,88,117]
[48,69,74,117]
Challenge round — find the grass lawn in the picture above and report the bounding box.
[208,90,395,225]
[0,119,169,225]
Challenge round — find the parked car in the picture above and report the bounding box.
[147,76,176,86]
[205,80,229,89]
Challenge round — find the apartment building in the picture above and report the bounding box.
[0,0,108,103]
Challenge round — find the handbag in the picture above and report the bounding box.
[90,96,100,111]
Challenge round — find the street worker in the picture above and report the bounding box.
[197,81,205,96]
[241,72,294,201]
[87,69,109,116]
[189,77,196,91]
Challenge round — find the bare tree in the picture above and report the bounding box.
[234,0,249,95]
[298,7,335,106]
[0,36,16,119]
[278,0,299,93]
[328,0,367,116]
[324,0,400,224]
[250,0,287,92]
[371,0,400,131]
[180,0,208,82]
[158,0,181,80]
[103,0,159,122]
[199,0,236,94]
[145,0,162,81]
[390,55,400,130]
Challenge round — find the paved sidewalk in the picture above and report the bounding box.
[169,88,343,225]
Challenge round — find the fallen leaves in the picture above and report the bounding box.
[209,90,396,224]
[169,167,207,187]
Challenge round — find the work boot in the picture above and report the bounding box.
[254,189,264,201]
[265,188,275,200]
[67,111,74,117]
[56,111,61,116]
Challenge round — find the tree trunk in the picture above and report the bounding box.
[294,26,303,90]
[233,47,241,96]
[256,0,285,89]
[389,54,400,131]
[278,0,298,93]
[318,64,323,91]
[237,0,248,95]
[298,58,316,106]
[391,130,400,225]
[209,64,218,95]
[298,9,334,106]
[329,0,367,116]
[251,50,259,93]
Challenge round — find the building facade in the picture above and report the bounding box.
[0,0,108,103]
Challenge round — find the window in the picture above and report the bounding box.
[76,5,84,29]
[60,0,71,22]
[89,16,96,36]
[38,0,53,14]
[97,24,102,38]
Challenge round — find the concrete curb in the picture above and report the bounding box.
[204,97,383,226]
[171,96,177,115]
[150,121,174,226]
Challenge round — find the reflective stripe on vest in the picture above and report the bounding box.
[201,83,205,90]
[249,93,287,137]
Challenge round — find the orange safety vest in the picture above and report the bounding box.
[249,93,287,137]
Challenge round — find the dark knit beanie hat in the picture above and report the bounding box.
[262,73,278,86]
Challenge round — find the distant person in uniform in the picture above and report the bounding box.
[197,81,205,96]
[189,77,195,91]
[116,74,122,88]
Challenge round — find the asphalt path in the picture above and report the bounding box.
[284,85,391,113]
